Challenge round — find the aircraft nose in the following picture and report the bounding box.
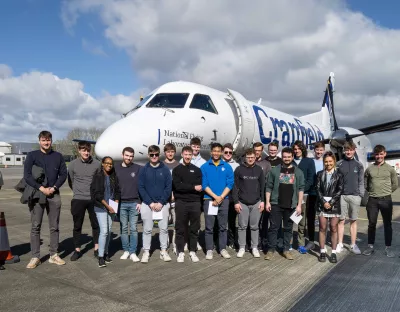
[95,113,159,162]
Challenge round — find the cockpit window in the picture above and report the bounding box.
[146,93,189,109]
[189,94,218,114]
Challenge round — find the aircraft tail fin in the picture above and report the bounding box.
[321,72,338,131]
[299,72,338,132]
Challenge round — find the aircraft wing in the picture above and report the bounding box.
[72,139,97,144]
[358,120,400,135]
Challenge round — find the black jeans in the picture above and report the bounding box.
[71,199,99,249]
[268,205,295,252]
[366,197,393,246]
[306,195,317,242]
[227,200,237,247]
[259,210,270,251]
[175,200,201,253]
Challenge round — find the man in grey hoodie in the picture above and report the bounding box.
[68,141,101,261]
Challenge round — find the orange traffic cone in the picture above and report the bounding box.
[0,212,20,265]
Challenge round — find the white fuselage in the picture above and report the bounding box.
[95,81,371,168]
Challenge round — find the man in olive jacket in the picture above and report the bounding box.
[265,147,305,261]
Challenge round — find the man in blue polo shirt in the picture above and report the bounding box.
[24,130,67,269]
[201,143,234,260]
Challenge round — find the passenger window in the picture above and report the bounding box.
[147,93,189,109]
[189,94,218,114]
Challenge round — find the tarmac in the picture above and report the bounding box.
[0,167,399,312]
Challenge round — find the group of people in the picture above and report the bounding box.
[19,130,398,268]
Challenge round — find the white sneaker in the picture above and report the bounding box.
[184,243,189,251]
[160,250,172,262]
[206,250,213,260]
[197,242,202,251]
[141,251,150,263]
[252,248,260,258]
[336,243,343,253]
[120,251,130,260]
[237,248,245,258]
[177,252,185,263]
[189,251,199,263]
[220,249,231,259]
[130,253,140,262]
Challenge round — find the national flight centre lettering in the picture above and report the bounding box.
[162,129,206,148]
[252,105,324,149]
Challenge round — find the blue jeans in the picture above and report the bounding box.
[95,207,112,258]
[119,202,139,254]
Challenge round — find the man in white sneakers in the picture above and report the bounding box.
[114,147,142,262]
[173,146,203,263]
[138,145,172,263]
[337,142,364,254]
[232,148,265,258]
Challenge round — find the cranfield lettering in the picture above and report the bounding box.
[252,105,324,149]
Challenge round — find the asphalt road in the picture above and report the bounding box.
[0,167,399,312]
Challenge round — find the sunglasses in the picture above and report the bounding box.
[149,153,160,158]
[224,151,233,155]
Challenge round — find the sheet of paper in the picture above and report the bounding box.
[108,199,119,214]
[324,197,332,202]
[208,201,218,215]
[152,210,163,220]
[290,210,303,225]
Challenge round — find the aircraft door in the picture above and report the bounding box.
[227,89,255,157]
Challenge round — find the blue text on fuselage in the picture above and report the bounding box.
[253,105,324,149]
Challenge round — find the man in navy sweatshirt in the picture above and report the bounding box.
[138,145,172,263]
[24,130,67,269]
[114,147,142,262]
[201,143,234,260]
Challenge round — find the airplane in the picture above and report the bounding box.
[78,72,399,168]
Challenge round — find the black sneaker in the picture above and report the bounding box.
[70,251,81,261]
[104,254,113,263]
[318,252,326,262]
[330,253,337,263]
[98,257,106,268]
[94,250,99,259]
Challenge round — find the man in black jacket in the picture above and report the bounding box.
[172,146,203,263]
[292,140,316,250]
[232,148,265,258]
[24,130,67,269]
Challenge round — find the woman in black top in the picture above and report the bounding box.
[90,156,121,268]
[316,151,344,263]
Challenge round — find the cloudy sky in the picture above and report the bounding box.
[0,0,399,149]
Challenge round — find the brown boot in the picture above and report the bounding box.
[283,251,294,260]
[264,251,275,260]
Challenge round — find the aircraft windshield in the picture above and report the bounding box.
[134,93,153,110]
[147,93,189,109]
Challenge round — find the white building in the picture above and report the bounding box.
[0,142,12,154]
[2,154,26,166]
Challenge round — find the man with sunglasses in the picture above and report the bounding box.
[138,145,172,263]
[222,143,239,250]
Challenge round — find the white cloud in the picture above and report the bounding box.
[0,64,12,79]
[60,0,400,149]
[0,67,147,142]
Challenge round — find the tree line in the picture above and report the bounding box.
[53,127,104,158]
